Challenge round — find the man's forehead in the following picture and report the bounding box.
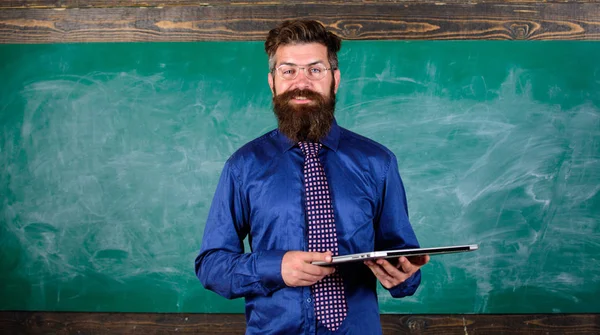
[275,43,328,64]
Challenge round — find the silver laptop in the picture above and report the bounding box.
[312,244,479,266]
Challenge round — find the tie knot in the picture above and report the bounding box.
[298,141,322,158]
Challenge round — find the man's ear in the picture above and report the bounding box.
[333,69,341,94]
[268,72,275,96]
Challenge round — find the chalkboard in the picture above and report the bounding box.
[1,41,599,314]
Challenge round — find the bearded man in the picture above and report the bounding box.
[195,20,429,335]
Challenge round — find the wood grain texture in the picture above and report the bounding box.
[0,2,599,42]
[1,1,598,10]
[1,312,599,334]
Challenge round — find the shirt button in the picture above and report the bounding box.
[307,297,312,303]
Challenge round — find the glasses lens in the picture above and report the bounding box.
[307,65,327,80]
[278,65,298,80]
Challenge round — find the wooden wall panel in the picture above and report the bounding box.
[1,1,599,42]
[1,1,596,9]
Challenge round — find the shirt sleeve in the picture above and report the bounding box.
[194,160,287,299]
[374,153,422,298]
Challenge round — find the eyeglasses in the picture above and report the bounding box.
[273,64,333,81]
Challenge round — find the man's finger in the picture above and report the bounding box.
[365,261,395,283]
[377,259,408,280]
[301,261,335,275]
[308,265,336,276]
[303,251,333,263]
[291,268,333,286]
[290,278,320,287]
[296,271,327,283]
[391,257,416,275]
[406,255,430,266]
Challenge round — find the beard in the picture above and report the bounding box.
[272,84,336,143]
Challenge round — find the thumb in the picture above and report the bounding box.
[307,251,333,263]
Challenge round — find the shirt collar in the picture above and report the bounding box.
[276,118,340,153]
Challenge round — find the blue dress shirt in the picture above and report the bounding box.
[195,120,422,335]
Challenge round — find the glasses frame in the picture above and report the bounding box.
[272,64,334,81]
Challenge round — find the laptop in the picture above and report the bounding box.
[312,244,479,266]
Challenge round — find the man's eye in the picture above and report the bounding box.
[309,67,322,74]
[282,68,296,75]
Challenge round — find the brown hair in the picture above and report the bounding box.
[265,20,342,72]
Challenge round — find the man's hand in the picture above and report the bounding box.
[364,255,430,289]
[281,251,336,287]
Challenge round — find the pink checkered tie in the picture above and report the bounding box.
[299,141,348,332]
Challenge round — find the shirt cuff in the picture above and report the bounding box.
[256,250,287,293]
[389,269,422,298]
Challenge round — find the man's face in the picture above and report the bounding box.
[268,43,340,99]
[268,43,341,142]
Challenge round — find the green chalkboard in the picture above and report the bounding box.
[1,41,599,314]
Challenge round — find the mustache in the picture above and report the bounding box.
[276,88,325,104]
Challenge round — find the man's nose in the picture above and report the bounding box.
[292,70,312,89]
